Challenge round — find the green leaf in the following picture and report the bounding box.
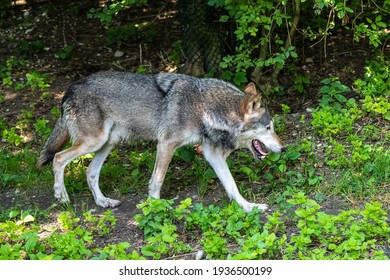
[335,94,348,103]
[220,15,229,22]
[23,215,35,223]
[278,164,287,173]
[141,244,156,257]
[8,210,20,219]
[233,72,248,85]
[25,234,38,252]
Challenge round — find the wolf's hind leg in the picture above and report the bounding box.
[202,143,268,213]
[86,142,120,208]
[52,140,106,204]
[148,141,178,198]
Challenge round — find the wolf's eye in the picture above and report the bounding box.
[266,125,271,130]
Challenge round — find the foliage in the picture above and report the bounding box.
[311,78,360,136]
[0,0,12,22]
[310,60,389,177]
[354,59,390,120]
[0,210,144,260]
[2,128,24,146]
[106,24,138,46]
[354,16,389,48]
[132,195,389,260]
[0,169,22,188]
[208,0,298,85]
[336,150,390,197]
[135,198,192,259]
[0,56,51,100]
[16,40,45,57]
[26,71,50,92]
[207,0,389,86]
[88,0,148,25]
[2,195,377,260]
[55,45,74,60]
[284,193,389,260]
[0,0,389,262]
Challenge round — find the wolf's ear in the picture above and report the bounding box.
[244,82,258,96]
[240,93,264,121]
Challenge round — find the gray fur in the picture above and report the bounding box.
[37,71,284,212]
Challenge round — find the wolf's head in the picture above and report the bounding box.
[238,83,285,160]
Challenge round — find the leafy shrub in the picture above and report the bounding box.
[0,210,141,260]
[354,60,390,120]
[135,198,192,259]
[0,195,388,260]
[135,195,389,260]
[88,0,148,25]
[16,40,44,57]
[106,24,138,46]
[311,78,361,136]
[55,45,74,60]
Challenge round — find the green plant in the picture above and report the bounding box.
[0,0,12,23]
[285,192,389,260]
[34,118,52,140]
[0,56,21,86]
[281,104,291,115]
[2,128,24,146]
[0,211,42,260]
[354,60,390,120]
[106,24,138,46]
[318,77,350,108]
[16,40,44,57]
[0,169,22,188]
[336,149,390,198]
[311,78,361,136]
[184,200,264,259]
[0,209,131,260]
[126,149,154,189]
[83,210,117,236]
[311,106,355,136]
[26,71,50,92]
[94,242,145,260]
[88,0,148,26]
[168,40,183,67]
[354,16,388,48]
[193,158,218,197]
[208,0,299,86]
[293,75,311,94]
[263,148,301,174]
[55,45,74,60]
[135,198,192,259]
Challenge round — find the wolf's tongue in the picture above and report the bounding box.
[252,139,269,157]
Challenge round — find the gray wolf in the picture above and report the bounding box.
[36,71,284,212]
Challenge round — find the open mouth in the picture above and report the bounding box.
[252,139,269,160]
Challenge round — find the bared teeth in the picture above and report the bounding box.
[252,139,269,157]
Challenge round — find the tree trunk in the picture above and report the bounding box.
[251,0,301,93]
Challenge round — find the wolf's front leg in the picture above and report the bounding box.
[202,143,267,213]
[148,141,178,198]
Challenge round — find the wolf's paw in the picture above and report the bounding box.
[54,189,70,204]
[96,197,121,208]
[242,202,268,213]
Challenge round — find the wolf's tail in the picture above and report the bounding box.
[36,116,69,170]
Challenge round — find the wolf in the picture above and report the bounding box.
[36,71,285,212]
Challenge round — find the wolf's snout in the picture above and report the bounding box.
[281,146,287,153]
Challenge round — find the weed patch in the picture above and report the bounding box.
[2,195,387,260]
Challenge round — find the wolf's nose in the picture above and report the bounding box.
[281,147,287,152]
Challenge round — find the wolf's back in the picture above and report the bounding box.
[36,71,164,171]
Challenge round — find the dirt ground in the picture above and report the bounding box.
[0,1,388,257]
